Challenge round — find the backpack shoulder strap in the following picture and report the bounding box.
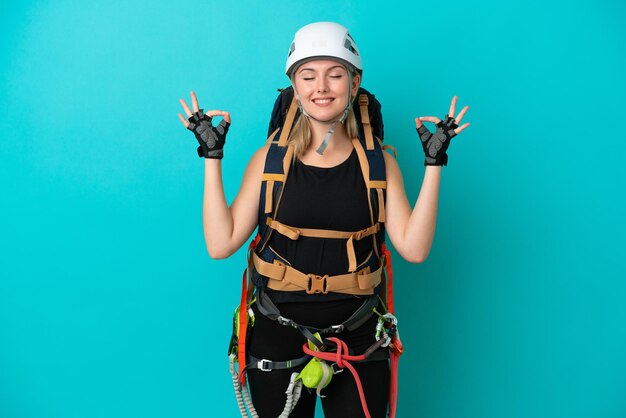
[268,87,296,137]
[358,94,376,150]
[266,128,279,145]
[352,92,387,253]
[257,96,298,252]
[354,93,390,305]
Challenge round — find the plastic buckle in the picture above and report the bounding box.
[329,324,344,333]
[257,359,272,372]
[306,274,329,294]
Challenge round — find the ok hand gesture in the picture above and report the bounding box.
[178,91,232,159]
[415,96,470,166]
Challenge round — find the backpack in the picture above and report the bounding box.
[256,86,389,274]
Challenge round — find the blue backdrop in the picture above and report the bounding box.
[1,1,625,417]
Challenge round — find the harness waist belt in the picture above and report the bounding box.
[252,252,382,295]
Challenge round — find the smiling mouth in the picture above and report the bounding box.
[312,98,334,105]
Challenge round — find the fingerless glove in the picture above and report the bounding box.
[187,109,230,159]
[417,116,458,166]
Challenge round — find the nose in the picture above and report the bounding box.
[316,77,329,93]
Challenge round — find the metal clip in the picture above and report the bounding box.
[257,359,272,372]
[331,363,345,375]
[277,316,294,327]
[329,324,344,333]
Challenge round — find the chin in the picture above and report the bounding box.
[304,106,345,122]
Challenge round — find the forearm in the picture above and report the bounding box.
[402,166,441,262]
[202,159,235,258]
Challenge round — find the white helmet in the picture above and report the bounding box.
[285,22,362,77]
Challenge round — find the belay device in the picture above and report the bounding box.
[228,86,404,418]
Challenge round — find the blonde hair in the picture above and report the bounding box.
[288,104,359,159]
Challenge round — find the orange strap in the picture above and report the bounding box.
[261,175,285,214]
[358,95,375,150]
[265,218,380,272]
[381,242,394,314]
[264,181,274,214]
[265,128,279,145]
[376,188,385,223]
[278,97,298,147]
[237,268,248,384]
[237,235,261,385]
[253,252,382,295]
[389,350,400,418]
[381,241,401,417]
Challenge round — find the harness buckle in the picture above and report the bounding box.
[277,316,294,327]
[257,359,272,372]
[306,274,329,294]
[329,324,344,333]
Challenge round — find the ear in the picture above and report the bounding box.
[352,72,362,91]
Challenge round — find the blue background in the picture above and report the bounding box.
[1,1,625,417]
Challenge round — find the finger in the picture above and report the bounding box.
[178,113,190,128]
[419,116,442,124]
[455,105,469,124]
[454,122,470,135]
[179,99,193,118]
[223,111,231,124]
[191,91,200,113]
[448,95,458,118]
[414,117,423,129]
[206,109,228,118]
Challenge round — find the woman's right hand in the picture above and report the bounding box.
[178,91,232,159]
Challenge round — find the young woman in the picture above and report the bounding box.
[178,22,469,418]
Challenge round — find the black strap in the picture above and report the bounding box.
[247,346,389,374]
[247,353,310,372]
[248,344,389,373]
[254,289,325,349]
[256,288,378,333]
[336,295,380,333]
[255,288,380,351]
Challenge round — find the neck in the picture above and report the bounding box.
[308,118,350,151]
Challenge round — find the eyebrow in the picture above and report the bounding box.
[298,65,346,74]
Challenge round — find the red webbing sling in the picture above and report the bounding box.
[382,242,403,418]
[237,234,261,384]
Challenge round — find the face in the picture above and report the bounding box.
[292,59,361,123]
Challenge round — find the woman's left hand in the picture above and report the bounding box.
[415,96,470,166]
